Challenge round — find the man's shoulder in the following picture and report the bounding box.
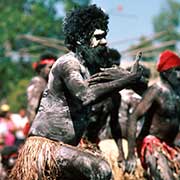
[147,81,170,98]
[155,81,170,93]
[56,52,79,64]
[53,52,81,71]
[28,76,46,88]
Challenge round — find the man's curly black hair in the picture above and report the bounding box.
[63,4,109,52]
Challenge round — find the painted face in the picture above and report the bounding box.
[167,67,180,89]
[90,29,107,48]
[175,68,180,79]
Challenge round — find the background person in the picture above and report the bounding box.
[126,50,180,180]
[26,52,57,124]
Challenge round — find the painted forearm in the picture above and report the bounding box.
[127,114,138,158]
[83,73,139,106]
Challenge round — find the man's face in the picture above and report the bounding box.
[44,63,54,75]
[90,29,107,48]
[79,29,108,74]
[167,66,180,88]
[41,63,54,79]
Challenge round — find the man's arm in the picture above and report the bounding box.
[60,58,142,107]
[26,77,46,123]
[125,85,158,173]
[109,93,126,165]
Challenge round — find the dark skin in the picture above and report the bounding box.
[126,66,180,179]
[29,53,142,179]
[83,48,125,163]
[84,81,125,163]
[10,51,143,180]
[84,53,150,166]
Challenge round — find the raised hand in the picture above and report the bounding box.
[131,51,143,73]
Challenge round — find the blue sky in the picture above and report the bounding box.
[91,0,167,52]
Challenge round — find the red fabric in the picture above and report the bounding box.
[32,59,55,69]
[23,122,30,136]
[39,59,55,65]
[156,50,180,72]
[79,137,100,148]
[138,135,177,169]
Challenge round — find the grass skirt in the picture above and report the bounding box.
[9,136,62,180]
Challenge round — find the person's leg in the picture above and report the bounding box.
[56,144,112,180]
[145,149,175,180]
[9,136,112,180]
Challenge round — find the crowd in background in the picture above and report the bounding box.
[0,104,28,148]
[0,104,28,179]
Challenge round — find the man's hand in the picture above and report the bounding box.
[131,51,142,73]
[88,51,143,86]
[132,51,143,78]
[124,155,137,174]
[118,159,126,172]
[88,66,131,85]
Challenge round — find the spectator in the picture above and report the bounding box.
[11,108,28,146]
[0,104,16,146]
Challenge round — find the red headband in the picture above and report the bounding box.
[156,50,180,72]
[32,59,55,69]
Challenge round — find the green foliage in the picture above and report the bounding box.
[0,0,91,55]
[0,0,64,55]
[0,57,34,111]
[153,0,180,51]
[63,0,91,12]
[7,79,30,112]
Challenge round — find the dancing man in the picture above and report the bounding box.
[10,5,142,180]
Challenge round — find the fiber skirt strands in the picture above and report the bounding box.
[9,136,62,180]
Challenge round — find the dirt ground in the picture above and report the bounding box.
[99,139,146,180]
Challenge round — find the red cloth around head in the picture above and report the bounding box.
[32,59,55,69]
[156,50,180,72]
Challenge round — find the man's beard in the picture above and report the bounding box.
[161,70,180,96]
[78,45,112,75]
[170,80,180,96]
